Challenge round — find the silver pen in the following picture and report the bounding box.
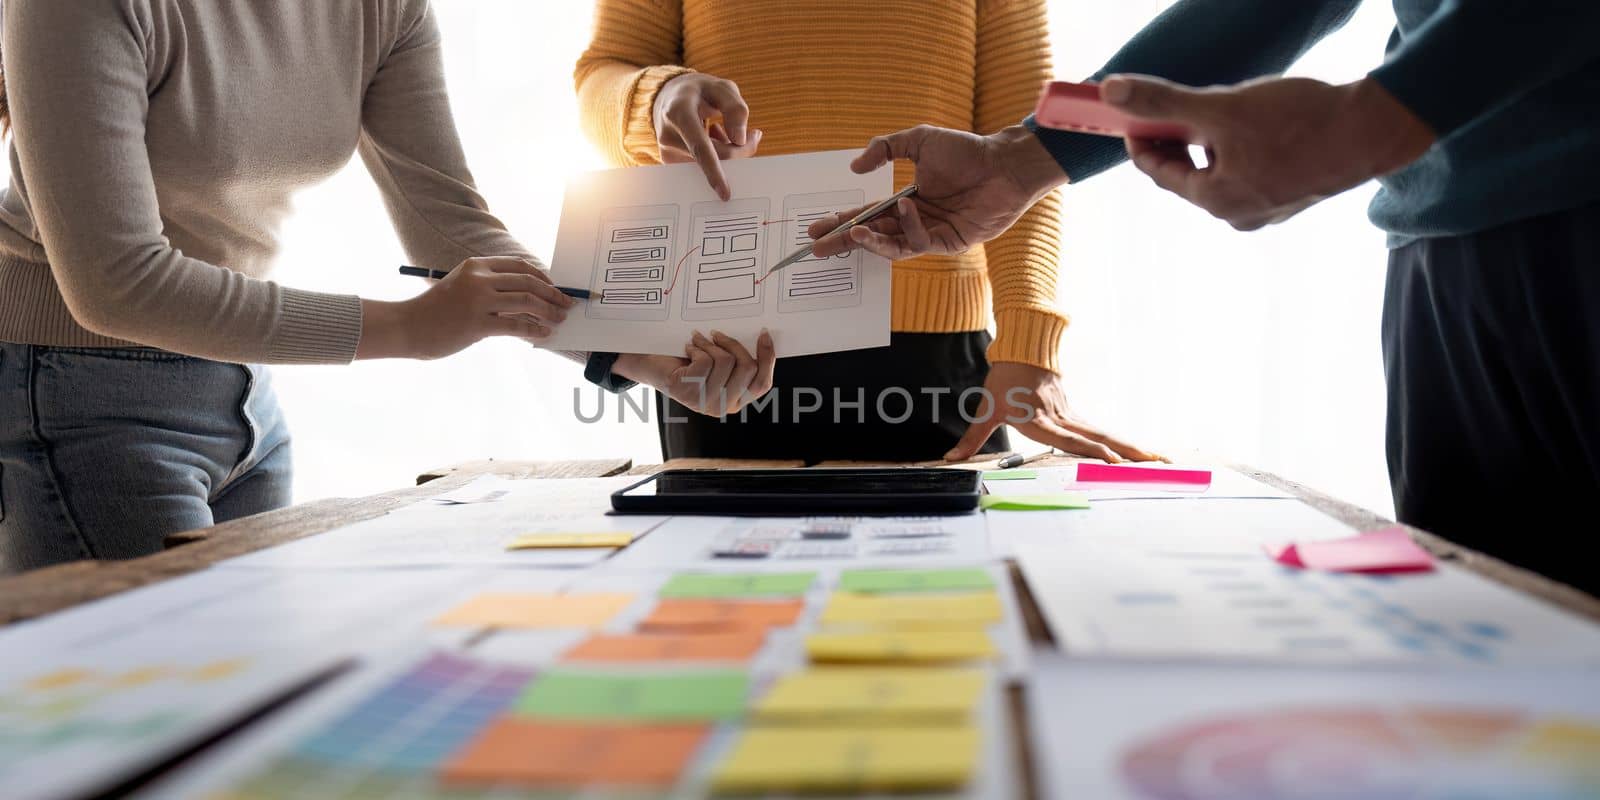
[764,184,920,277]
[996,449,1054,470]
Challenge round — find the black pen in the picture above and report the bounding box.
[399,265,592,299]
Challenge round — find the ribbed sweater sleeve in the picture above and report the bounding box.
[975,0,1070,373]
[574,0,693,167]
[3,0,363,364]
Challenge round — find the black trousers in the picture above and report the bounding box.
[1384,202,1600,596]
[657,332,1010,463]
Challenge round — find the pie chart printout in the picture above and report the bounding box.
[1119,705,1600,800]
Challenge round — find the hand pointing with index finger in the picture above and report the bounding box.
[653,73,764,200]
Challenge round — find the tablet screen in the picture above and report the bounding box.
[620,468,979,497]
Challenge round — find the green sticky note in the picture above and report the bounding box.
[659,571,816,598]
[983,469,1039,481]
[515,670,748,721]
[979,493,1090,511]
[839,568,996,594]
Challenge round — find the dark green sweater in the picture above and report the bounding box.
[1028,0,1600,247]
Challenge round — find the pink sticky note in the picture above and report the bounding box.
[1266,526,1434,574]
[1075,463,1212,489]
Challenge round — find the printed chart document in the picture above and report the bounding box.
[542,150,893,357]
[221,477,665,569]
[0,568,489,658]
[0,633,342,800]
[1017,537,1600,666]
[984,496,1354,558]
[1029,656,1600,800]
[605,514,992,570]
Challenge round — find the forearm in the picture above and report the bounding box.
[60,251,365,365]
[1031,0,1364,181]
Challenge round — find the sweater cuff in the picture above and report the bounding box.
[1024,114,1130,184]
[988,306,1069,374]
[623,65,696,165]
[268,289,364,365]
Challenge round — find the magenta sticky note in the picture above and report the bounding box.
[1266,526,1434,574]
[1075,463,1212,488]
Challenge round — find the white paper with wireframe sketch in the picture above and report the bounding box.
[540,150,893,358]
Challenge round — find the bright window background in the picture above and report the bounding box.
[2,1,1401,516]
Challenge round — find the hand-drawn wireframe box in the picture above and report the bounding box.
[587,204,679,321]
[682,198,771,322]
[779,190,864,314]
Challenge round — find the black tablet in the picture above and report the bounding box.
[611,468,982,515]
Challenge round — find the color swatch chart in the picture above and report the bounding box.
[221,653,533,797]
[203,565,1015,797]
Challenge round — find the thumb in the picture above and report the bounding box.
[851,126,925,174]
[1101,75,1209,121]
[946,416,1002,462]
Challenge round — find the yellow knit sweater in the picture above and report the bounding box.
[575,0,1068,372]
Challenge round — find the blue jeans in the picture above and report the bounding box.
[0,344,292,573]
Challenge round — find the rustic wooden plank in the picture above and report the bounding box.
[414,457,632,485]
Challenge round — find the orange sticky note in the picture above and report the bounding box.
[432,593,635,629]
[441,718,709,787]
[563,631,767,663]
[638,598,806,632]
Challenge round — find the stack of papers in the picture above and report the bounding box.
[13,463,1595,799]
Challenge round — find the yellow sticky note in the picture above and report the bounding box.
[24,668,96,691]
[806,630,997,664]
[110,666,172,688]
[507,532,635,550]
[189,659,249,683]
[433,593,636,629]
[713,726,979,793]
[819,592,1003,628]
[754,668,985,722]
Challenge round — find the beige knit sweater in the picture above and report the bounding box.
[0,0,531,364]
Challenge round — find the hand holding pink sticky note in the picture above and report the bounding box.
[1265,525,1434,574]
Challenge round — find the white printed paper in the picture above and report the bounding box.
[984,464,1294,501]
[0,634,340,800]
[1017,536,1600,666]
[541,150,893,357]
[985,496,1355,558]
[219,477,665,569]
[604,513,993,571]
[1030,657,1600,800]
